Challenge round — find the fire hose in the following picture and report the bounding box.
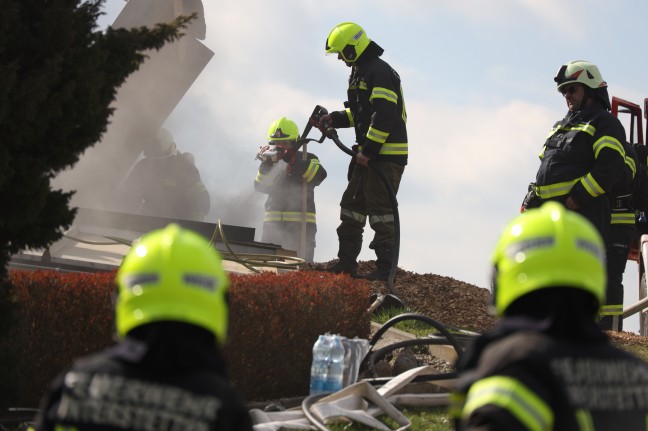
[298,105,403,306]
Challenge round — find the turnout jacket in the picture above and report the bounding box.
[329,42,408,166]
[535,103,626,207]
[120,152,210,221]
[452,318,648,431]
[254,151,326,224]
[32,324,253,431]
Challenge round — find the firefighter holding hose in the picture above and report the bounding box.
[318,22,408,282]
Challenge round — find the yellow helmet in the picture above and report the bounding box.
[491,202,605,316]
[325,22,371,63]
[267,117,299,144]
[554,60,607,92]
[115,224,230,345]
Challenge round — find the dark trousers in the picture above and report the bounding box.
[600,224,635,331]
[337,161,404,249]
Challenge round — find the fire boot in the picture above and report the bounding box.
[357,245,393,282]
[325,239,361,276]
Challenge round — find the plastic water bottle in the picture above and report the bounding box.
[309,335,331,395]
[324,335,345,393]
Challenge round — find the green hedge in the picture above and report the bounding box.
[5,269,371,406]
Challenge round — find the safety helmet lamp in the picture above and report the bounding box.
[267,117,299,145]
[115,224,230,345]
[325,22,371,63]
[554,60,607,91]
[491,202,605,316]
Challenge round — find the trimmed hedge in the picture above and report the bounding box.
[8,270,116,407]
[6,269,371,406]
[226,271,371,401]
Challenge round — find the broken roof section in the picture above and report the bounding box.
[55,0,213,211]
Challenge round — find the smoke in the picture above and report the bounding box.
[52,1,246,228]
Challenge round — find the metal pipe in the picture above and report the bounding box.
[623,296,648,318]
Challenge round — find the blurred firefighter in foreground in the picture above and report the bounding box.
[318,22,408,281]
[31,224,254,431]
[120,128,210,221]
[451,202,648,430]
[254,117,327,262]
[522,60,626,243]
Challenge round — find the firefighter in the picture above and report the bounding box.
[120,128,210,221]
[523,60,626,243]
[451,201,648,430]
[600,141,639,331]
[31,224,254,431]
[254,117,327,262]
[318,22,408,281]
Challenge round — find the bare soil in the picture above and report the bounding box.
[308,260,497,332]
[307,260,648,352]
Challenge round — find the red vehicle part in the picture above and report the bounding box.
[612,96,648,334]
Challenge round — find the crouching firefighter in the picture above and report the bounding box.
[255,117,327,262]
[30,224,254,431]
[451,202,648,431]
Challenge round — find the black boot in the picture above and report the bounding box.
[325,239,361,276]
[357,245,393,282]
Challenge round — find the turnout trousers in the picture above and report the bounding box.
[337,161,404,249]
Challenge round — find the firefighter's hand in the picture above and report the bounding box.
[257,145,270,159]
[355,152,370,167]
[257,145,279,163]
[565,195,579,210]
[318,114,335,136]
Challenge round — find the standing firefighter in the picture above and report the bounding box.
[523,60,626,243]
[31,224,254,431]
[319,22,408,281]
[451,202,648,430]
[254,117,327,262]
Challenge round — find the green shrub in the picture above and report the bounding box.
[7,269,371,406]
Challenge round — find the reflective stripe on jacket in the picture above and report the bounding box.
[535,104,626,206]
[330,49,408,165]
[453,329,648,430]
[254,151,327,218]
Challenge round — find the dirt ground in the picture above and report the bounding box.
[308,260,648,349]
[308,260,496,332]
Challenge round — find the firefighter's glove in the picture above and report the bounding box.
[256,145,279,163]
[344,145,360,180]
[350,144,359,163]
[310,116,328,135]
[316,114,337,137]
[520,182,540,212]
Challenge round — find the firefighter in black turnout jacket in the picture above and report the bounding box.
[524,60,626,244]
[451,202,648,430]
[255,117,327,262]
[31,224,253,431]
[319,22,408,281]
